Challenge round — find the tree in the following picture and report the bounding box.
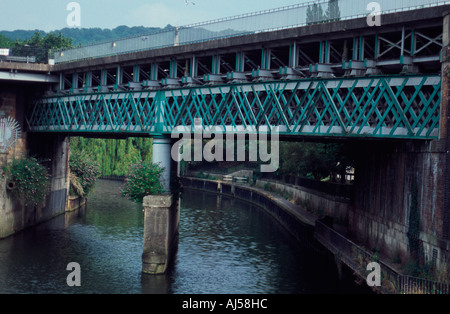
[11,31,73,63]
[306,3,325,25]
[306,6,314,25]
[325,0,341,22]
[120,161,166,203]
[0,34,13,48]
[279,142,354,182]
[69,137,153,177]
[307,1,341,25]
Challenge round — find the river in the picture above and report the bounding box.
[0,179,371,294]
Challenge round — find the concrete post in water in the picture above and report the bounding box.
[152,137,172,193]
[142,194,179,275]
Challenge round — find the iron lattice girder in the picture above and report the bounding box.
[28,75,441,139]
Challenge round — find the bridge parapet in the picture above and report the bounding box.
[51,0,450,65]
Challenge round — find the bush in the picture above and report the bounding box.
[69,151,101,197]
[120,161,166,203]
[3,156,50,207]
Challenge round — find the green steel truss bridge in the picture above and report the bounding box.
[27,1,449,140]
[29,75,441,139]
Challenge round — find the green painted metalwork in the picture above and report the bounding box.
[28,75,441,139]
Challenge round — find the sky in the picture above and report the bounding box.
[0,0,310,32]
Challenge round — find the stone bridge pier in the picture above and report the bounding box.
[141,136,180,274]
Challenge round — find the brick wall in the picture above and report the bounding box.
[0,85,69,239]
[351,138,449,277]
[0,90,27,163]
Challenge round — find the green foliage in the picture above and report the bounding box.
[0,30,37,43]
[404,261,434,280]
[306,3,325,25]
[0,34,13,48]
[69,172,84,197]
[3,157,50,207]
[70,137,153,176]
[120,161,166,203]
[0,25,165,47]
[307,0,341,25]
[326,0,341,22]
[28,32,73,50]
[195,171,217,180]
[279,142,353,181]
[9,31,73,63]
[69,151,101,197]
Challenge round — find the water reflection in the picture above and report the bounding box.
[170,191,365,294]
[0,179,370,294]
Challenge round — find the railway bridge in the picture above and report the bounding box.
[1,0,450,278]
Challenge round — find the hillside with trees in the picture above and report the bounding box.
[0,25,167,47]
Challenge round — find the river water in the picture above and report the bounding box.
[0,179,370,294]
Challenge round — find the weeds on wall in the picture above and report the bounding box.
[2,156,50,207]
[69,151,101,197]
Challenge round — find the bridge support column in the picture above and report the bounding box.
[152,137,172,193]
[142,137,180,274]
[142,194,179,275]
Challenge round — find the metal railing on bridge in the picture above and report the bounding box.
[0,46,45,64]
[51,0,450,64]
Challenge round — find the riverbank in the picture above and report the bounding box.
[181,176,450,294]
